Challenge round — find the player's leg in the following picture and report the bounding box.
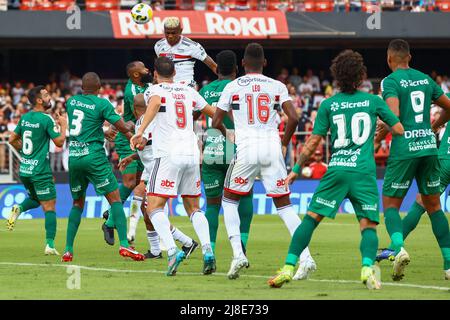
[127,179,145,244]
[417,156,450,278]
[142,196,162,259]
[7,176,40,230]
[359,219,381,290]
[238,190,254,252]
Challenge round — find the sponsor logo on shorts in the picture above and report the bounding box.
[204,179,220,189]
[161,179,175,188]
[36,188,50,195]
[427,180,440,188]
[315,197,336,209]
[362,204,378,211]
[391,180,410,189]
[234,177,249,185]
[96,179,110,189]
[276,179,286,187]
[71,185,82,192]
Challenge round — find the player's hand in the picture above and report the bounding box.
[374,140,381,153]
[104,127,118,142]
[282,145,287,158]
[118,156,134,171]
[55,111,67,128]
[284,171,298,191]
[225,129,235,144]
[130,132,143,151]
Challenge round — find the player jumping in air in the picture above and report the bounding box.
[375,39,450,281]
[8,86,67,255]
[118,93,198,259]
[62,72,145,262]
[199,50,254,256]
[131,57,225,276]
[212,43,317,280]
[268,50,404,290]
[154,17,217,89]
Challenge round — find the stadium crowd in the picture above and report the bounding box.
[0,0,448,12]
[1,67,449,177]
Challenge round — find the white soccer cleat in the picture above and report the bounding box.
[361,265,381,290]
[227,255,249,280]
[6,205,21,231]
[44,245,60,256]
[392,247,410,281]
[445,269,450,280]
[293,258,317,280]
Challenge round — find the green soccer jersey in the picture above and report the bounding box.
[66,94,121,157]
[381,68,444,160]
[313,91,399,174]
[438,93,450,159]
[115,79,150,149]
[199,79,234,165]
[14,111,60,177]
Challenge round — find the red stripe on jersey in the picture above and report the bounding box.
[181,194,201,198]
[159,53,193,59]
[192,101,197,109]
[275,95,280,102]
[147,192,177,199]
[224,187,251,196]
[161,97,166,103]
[232,95,239,101]
[266,192,291,198]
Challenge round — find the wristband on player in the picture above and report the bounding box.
[292,163,301,174]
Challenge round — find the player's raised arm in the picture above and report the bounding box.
[211,83,232,137]
[431,93,450,132]
[8,131,22,152]
[203,55,218,75]
[281,98,299,153]
[130,95,161,150]
[51,111,68,147]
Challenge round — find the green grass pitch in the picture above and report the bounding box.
[1,214,449,299]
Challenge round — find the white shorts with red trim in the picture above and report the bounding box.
[146,156,201,198]
[224,143,290,197]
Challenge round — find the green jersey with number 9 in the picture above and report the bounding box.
[66,95,121,158]
[381,68,444,160]
[14,111,61,177]
[313,91,400,174]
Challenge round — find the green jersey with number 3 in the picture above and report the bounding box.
[14,111,61,177]
[66,94,121,158]
[381,68,444,160]
[313,91,399,174]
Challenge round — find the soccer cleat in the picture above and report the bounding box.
[144,250,162,259]
[203,252,216,275]
[119,246,145,261]
[44,245,60,256]
[61,252,73,262]
[268,265,294,288]
[102,209,109,220]
[392,247,410,281]
[445,269,450,280]
[167,249,186,276]
[102,222,115,246]
[361,266,381,290]
[376,248,396,262]
[293,258,317,280]
[6,205,21,231]
[227,254,249,280]
[182,240,199,259]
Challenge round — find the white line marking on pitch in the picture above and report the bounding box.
[0,262,449,292]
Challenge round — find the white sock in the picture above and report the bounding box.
[146,230,161,255]
[171,226,193,247]
[128,196,142,239]
[222,197,243,258]
[190,210,212,254]
[277,204,313,262]
[149,209,177,256]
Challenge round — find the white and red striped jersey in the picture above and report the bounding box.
[154,36,208,83]
[143,82,208,158]
[217,73,291,147]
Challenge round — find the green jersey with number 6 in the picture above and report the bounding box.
[14,111,61,177]
[381,68,444,160]
[313,91,400,174]
[66,95,121,158]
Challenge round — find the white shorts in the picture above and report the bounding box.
[146,156,201,198]
[224,142,290,197]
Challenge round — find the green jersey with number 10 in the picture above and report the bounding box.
[381,68,444,160]
[66,94,121,158]
[313,91,399,174]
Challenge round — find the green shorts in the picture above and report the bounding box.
[438,158,450,194]
[20,173,56,202]
[308,170,380,223]
[382,155,440,198]
[69,153,119,200]
[116,143,144,175]
[202,163,229,198]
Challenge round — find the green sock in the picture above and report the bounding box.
[65,206,83,254]
[285,215,319,266]
[111,201,129,248]
[205,203,220,253]
[238,194,253,249]
[19,198,40,213]
[429,210,450,270]
[384,207,404,254]
[44,211,57,248]
[119,185,133,202]
[360,228,378,267]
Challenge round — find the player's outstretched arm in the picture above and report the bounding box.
[8,132,22,152]
[130,95,161,150]
[432,94,450,132]
[52,111,68,147]
[211,107,227,137]
[112,119,134,141]
[281,100,299,151]
[118,153,139,171]
[203,56,218,75]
